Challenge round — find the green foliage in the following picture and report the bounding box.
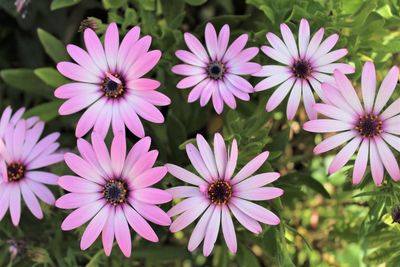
[0,0,399,266]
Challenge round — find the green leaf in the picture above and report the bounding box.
[236,245,260,267]
[50,0,82,11]
[102,0,126,9]
[34,67,69,87]
[37,28,69,63]
[280,173,331,198]
[185,0,207,6]
[139,0,156,11]
[24,101,62,122]
[0,69,53,98]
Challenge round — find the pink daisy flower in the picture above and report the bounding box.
[303,62,400,186]
[56,22,170,138]
[0,107,63,225]
[56,132,172,257]
[254,18,355,120]
[172,23,262,114]
[166,133,283,256]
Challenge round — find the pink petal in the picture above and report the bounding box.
[132,188,172,204]
[28,153,63,170]
[223,34,248,62]
[221,205,237,253]
[224,139,238,180]
[169,200,209,232]
[64,153,104,184]
[217,24,230,60]
[59,92,102,115]
[380,98,400,121]
[333,70,363,115]
[13,120,26,160]
[212,85,225,113]
[119,36,152,75]
[122,137,151,176]
[254,65,289,77]
[314,63,355,74]
[66,44,102,77]
[125,150,158,178]
[205,23,218,61]
[303,119,353,133]
[111,132,126,177]
[314,49,348,66]
[353,139,369,185]
[26,171,58,185]
[119,100,145,138]
[228,204,261,234]
[56,192,102,209]
[114,206,132,257]
[123,204,158,242]
[166,164,207,186]
[219,82,236,109]
[302,80,317,120]
[102,206,115,256]
[313,131,356,154]
[26,179,56,205]
[126,78,160,91]
[224,74,253,93]
[235,172,280,191]
[231,151,269,184]
[184,32,209,62]
[126,50,161,80]
[280,23,298,57]
[370,139,384,186]
[55,82,100,99]
[84,28,108,71]
[166,186,201,198]
[234,187,283,201]
[9,184,21,225]
[75,97,106,138]
[313,103,355,122]
[298,19,310,58]
[213,133,227,178]
[58,175,102,193]
[228,62,261,75]
[57,62,101,83]
[311,33,338,60]
[200,80,215,106]
[188,79,210,103]
[203,206,221,256]
[266,78,295,111]
[384,115,400,135]
[373,66,399,114]
[132,166,167,189]
[129,200,171,226]
[188,205,215,252]
[286,79,302,120]
[226,47,259,67]
[328,136,362,174]
[167,196,206,217]
[130,96,165,123]
[172,64,206,76]
[104,23,119,73]
[231,197,280,225]
[175,50,207,67]
[266,32,291,59]
[382,133,400,152]
[321,83,356,114]
[91,132,113,176]
[177,74,207,89]
[186,143,213,182]
[0,186,11,221]
[375,137,400,181]
[117,26,141,70]
[361,61,376,113]
[20,180,43,219]
[61,200,105,230]
[130,90,171,106]
[80,205,110,250]
[196,134,219,178]
[254,72,292,92]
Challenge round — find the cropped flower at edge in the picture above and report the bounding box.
[56,22,170,139]
[0,107,63,226]
[304,62,400,186]
[56,132,172,257]
[166,133,283,256]
[172,23,262,114]
[254,18,355,120]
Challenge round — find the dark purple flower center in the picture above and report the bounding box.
[102,74,125,98]
[207,180,232,205]
[292,59,312,79]
[103,179,128,206]
[355,114,383,138]
[7,162,25,182]
[207,61,225,80]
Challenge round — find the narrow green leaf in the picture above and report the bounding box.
[50,0,82,10]
[34,67,69,87]
[37,28,69,62]
[24,101,62,122]
[185,0,207,6]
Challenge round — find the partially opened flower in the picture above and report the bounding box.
[0,107,63,225]
[56,22,170,138]
[56,132,172,257]
[166,133,283,256]
[254,18,354,120]
[304,62,400,186]
[172,23,261,114]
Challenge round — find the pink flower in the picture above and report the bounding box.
[56,23,170,139]
[172,23,262,114]
[303,62,400,186]
[56,132,172,257]
[254,18,355,120]
[166,133,283,256]
[0,107,63,226]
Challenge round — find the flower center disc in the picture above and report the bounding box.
[292,59,312,79]
[103,179,128,206]
[7,162,25,182]
[102,75,125,98]
[356,115,383,138]
[207,62,225,80]
[207,180,232,205]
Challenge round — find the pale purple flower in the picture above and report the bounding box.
[254,18,355,120]
[304,62,400,186]
[166,133,283,256]
[56,22,170,139]
[172,23,262,114]
[56,132,172,257]
[0,107,63,225]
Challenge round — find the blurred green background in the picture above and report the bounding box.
[1,0,400,266]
